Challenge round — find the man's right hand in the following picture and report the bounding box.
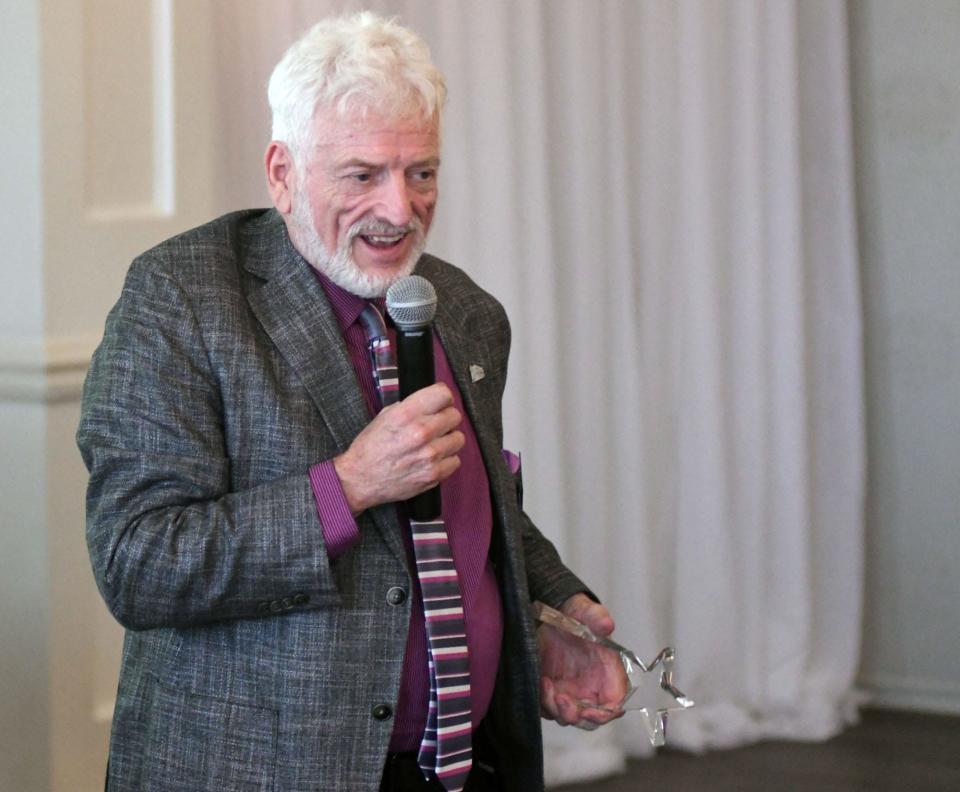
[333,383,465,515]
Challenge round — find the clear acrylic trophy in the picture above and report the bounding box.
[533,601,694,746]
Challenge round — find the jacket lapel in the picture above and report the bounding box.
[434,306,486,440]
[431,276,507,511]
[241,212,407,563]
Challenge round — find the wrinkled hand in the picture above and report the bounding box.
[538,593,627,730]
[334,383,465,514]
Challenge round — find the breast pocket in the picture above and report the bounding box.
[143,677,278,791]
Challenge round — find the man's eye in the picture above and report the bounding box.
[351,172,372,183]
[413,170,436,182]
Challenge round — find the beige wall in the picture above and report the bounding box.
[1,2,220,790]
[851,0,960,712]
[1,4,50,790]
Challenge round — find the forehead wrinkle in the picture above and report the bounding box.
[308,106,439,148]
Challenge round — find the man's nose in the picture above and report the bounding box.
[375,172,415,226]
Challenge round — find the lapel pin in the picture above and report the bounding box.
[469,364,485,383]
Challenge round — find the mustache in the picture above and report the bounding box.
[347,217,424,239]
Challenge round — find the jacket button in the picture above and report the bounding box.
[386,586,407,606]
[293,592,309,606]
[281,597,293,610]
[372,704,393,721]
[269,600,283,613]
[257,601,270,613]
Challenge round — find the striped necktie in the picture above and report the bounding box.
[360,303,473,792]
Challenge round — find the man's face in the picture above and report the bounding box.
[288,109,440,297]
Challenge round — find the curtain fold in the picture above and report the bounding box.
[210,0,864,785]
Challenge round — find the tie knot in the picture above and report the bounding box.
[359,302,388,342]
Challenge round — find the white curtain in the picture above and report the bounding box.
[210,0,864,785]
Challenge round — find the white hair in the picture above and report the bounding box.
[267,11,446,162]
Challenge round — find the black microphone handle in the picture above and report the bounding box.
[394,324,442,521]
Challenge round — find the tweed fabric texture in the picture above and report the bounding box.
[78,209,590,791]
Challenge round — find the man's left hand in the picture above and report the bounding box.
[538,593,627,730]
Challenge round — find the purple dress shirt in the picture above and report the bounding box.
[307,271,503,752]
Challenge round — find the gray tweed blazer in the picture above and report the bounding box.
[77,209,587,791]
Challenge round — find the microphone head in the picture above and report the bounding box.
[386,275,437,329]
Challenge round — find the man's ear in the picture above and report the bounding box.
[265,141,295,215]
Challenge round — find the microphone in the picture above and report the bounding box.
[386,275,441,521]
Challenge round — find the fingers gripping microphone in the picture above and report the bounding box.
[386,275,442,521]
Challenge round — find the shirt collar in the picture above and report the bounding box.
[309,266,385,331]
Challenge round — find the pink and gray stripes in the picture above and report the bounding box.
[363,304,472,792]
[369,336,399,404]
[412,517,473,790]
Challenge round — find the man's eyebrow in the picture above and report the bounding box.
[334,157,381,170]
[332,156,441,170]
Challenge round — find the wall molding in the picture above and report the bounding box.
[860,672,960,716]
[0,334,99,403]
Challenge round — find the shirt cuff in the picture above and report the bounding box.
[308,460,361,559]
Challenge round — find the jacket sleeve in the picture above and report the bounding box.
[77,255,344,631]
[518,500,595,609]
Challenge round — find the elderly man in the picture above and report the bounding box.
[78,12,620,792]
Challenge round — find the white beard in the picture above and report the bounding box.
[289,191,425,298]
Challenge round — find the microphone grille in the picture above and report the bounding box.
[386,275,437,329]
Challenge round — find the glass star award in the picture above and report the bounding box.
[532,601,694,746]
